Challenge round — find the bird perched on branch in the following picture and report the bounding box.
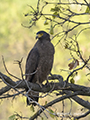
[25,30,55,106]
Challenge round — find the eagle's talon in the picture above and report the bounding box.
[45,80,49,86]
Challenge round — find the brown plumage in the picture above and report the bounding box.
[25,31,55,106]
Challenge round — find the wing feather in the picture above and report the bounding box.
[25,47,39,82]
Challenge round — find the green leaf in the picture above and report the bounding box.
[49,24,54,35]
[65,43,69,49]
[50,8,55,12]
[70,78,75,84]
[44,20,48,25]
[54,7,60,12]
[45,101,47,105]
[71,117,76,120]
[8,114,16,120]
[30,105,35,112]
[85,6,90,13]
[48,108,55,118]
[41,117,44,120]
[52,12,59,19]
[50,7,60,12]
[29,19,32,24]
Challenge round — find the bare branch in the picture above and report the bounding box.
[0,90,24,99]
[14,57,24,80]
[2,56,20,80]
[74,110,90,119]
[29,91,84,120]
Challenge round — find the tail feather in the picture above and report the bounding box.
[26,91,39,106]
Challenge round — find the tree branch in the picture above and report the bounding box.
[74,110,90,120]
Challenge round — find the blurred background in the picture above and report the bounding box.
[0,0,90,119]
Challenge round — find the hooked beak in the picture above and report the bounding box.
[36,35,38,39]
[36,33,43,39]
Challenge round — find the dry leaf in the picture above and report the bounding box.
[68,59,79,70]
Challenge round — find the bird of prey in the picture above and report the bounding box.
[25,30,55,106]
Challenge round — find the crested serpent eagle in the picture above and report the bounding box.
[25,31,55,106]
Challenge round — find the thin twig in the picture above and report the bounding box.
[0,90,24,99]
[74,110,90,119]
[2,56,20,80]
[14,57,24,80]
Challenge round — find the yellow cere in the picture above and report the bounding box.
[38,33,43,38]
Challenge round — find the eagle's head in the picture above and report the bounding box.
[36,31,50,40]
